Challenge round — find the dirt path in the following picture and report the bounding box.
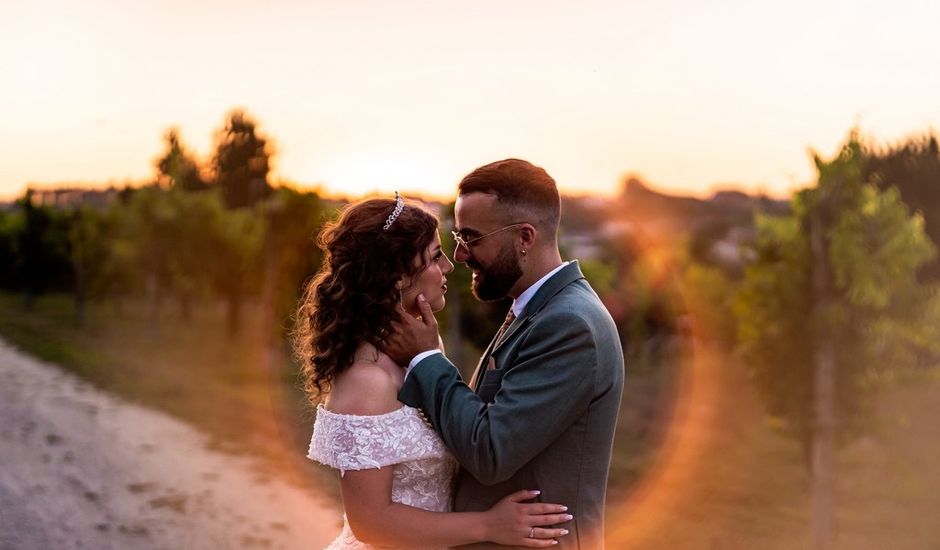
[0,338,342,550]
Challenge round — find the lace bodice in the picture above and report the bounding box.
[308,405,457,550]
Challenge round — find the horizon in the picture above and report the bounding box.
[0,173,795,207]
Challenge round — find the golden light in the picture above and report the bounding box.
[305,150,458,202]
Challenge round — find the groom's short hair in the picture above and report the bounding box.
[457,159,561,240]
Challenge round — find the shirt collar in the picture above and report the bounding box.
[511,261,570,317]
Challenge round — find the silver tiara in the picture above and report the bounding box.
[382,191,405,230]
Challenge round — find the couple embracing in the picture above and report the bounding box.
[296,159,625,549]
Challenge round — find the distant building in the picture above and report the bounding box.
[707,225,758,269]
[31,187,123,210]
[561,231,603,261]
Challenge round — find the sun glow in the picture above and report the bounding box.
[306,150,459,202]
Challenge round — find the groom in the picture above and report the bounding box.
[384,159,625,549]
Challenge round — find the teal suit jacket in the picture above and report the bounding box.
[398,261,625,549]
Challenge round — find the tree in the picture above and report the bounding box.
[208,202,264,337]
[67,206,117,326]
[155,128,207,192]
[257,186,326,397]
[734,134,939,549]
[12,191,71,308]
[680,261,737,345]
[863,132,940,279]
[211,110,272,209]
[259,187,326,334]
[164,188,224,321]
[104,191,146,313]
[0,209,18,289]
[592,229,685,366]
[122,186,180,337]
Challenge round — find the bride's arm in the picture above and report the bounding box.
[341,468,570,548]
[325,362,570,548]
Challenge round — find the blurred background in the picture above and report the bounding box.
[2,1,939,549]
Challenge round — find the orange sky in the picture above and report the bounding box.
[2,0,939,201]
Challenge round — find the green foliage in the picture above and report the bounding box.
[170,190,224,304]
[0,114,313,338]
[578,258,616,296]
[733,134,939,454]
[208,193,265,334]
[11,191,72,305]
[120,185,184,297]
[212,110,272,209]
[262,187,328,334]
[67,205,120,325]
[595,231,685,364]
[156,128,207,192]
[116,186,263,333]
[863,132,940,279]
[0,209,19,288]
[829,185,934,309]
[734,213,814,446]
[681,261,737,345]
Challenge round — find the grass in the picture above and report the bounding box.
[3,292,939,549]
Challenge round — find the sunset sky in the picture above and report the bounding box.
[1,0,938,201]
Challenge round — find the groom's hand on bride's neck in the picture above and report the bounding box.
[383,294,442,368]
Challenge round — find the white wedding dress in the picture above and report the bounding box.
[308,404,457,550]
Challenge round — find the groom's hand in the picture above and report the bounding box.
[382,293,442,368]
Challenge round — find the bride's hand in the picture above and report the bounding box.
[483,489,572,547]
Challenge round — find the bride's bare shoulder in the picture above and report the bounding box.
[326,346,404,416]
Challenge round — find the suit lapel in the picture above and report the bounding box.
[470,262,586,390]
[489,261,586,356]
[469,332,500,391]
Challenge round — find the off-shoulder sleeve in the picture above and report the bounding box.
[307,405,448,475]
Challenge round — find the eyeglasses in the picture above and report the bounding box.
[451,223,527,249]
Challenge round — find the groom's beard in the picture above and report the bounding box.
[468,246,523,302]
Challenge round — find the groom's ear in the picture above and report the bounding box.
[518,224,537,248]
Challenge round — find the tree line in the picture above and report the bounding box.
[0,107,692,364]
[0,110,327,344]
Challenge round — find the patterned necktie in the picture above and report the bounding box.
[495,308,516,345]
[472,308,517,391]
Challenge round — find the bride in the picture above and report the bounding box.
[294,194,571,549]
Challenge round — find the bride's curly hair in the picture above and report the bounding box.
[293,198,439,403]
